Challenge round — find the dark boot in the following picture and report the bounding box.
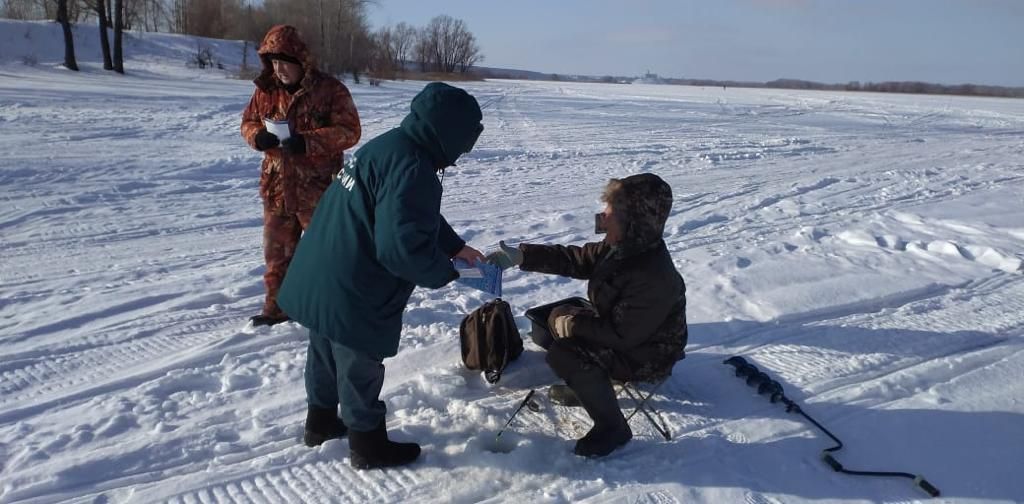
[303,406,348,447]
[548,384,582,407]
[250,314,290,327]
[568,369,632,458]
[348,422,420,470]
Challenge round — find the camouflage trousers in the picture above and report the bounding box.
[262,207,314,318]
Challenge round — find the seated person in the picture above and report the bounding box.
[488,173,687,458]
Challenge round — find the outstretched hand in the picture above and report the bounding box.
[454,245,486,266]
[485,240,523,270]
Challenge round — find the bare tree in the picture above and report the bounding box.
[113,0,124,73]
[413,27,430,72]
[391,21,415,69]
[419,15,483,73]
[3,0,43,18]
[257,0,372,76]
[3,0,92,20]
[185,0,226,38]
[136,0,164,31]
[421,15,447,72]
[173,0,186,33]
[54,0,78,70]
[89,0,114,69]
[371,25,394,72]
[453,25,482,73]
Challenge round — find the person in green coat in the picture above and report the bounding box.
[277,82,486,469]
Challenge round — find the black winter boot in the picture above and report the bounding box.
[568,369,632,458]
[250,314,290,327]
[348,422,421,469]
[303,406,348,447]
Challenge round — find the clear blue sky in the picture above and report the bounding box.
[368,0,1024,86]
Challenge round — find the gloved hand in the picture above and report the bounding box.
[281,133,306,155]
[254,129,280,151]
[486,240,523,270]
[548,304,584,340]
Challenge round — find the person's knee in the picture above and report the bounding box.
[546,343,581,380]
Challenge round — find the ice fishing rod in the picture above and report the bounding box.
[723,356,940,498]
[495,388,537,441]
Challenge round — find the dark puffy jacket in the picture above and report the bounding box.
[277,83,483,357]
[240,25,361,214]
[520,174,687,381]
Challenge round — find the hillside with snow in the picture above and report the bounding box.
[0,19,255,76]
[1,19,1023,504]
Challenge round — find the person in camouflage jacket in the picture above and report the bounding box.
[488,173,687,458]
[240,24,361,326]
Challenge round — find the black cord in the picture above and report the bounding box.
[724,356,941,497]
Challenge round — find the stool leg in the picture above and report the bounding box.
[620,382,672,441]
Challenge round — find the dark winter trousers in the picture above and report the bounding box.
[546,339,632,384]
[262,207,313,318]
[305,330,387,432]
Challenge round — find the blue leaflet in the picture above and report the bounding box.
[453,258,502,297]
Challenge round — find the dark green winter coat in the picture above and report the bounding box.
[278,82,483,357]
[520,174,687,382]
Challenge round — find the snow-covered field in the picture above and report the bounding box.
[2,20,1024,504]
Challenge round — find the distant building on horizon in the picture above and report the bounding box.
[634,71,665,85]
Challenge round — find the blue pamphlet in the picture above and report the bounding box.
[453,258,502,297]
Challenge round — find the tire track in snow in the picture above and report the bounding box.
[162,461,423,504]
[0,314,251,422]
[687,280,967,353]
[745,177,842,213]
[709,273,1024,406]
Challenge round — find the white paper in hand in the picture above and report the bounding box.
[263,119,291,141]
[455,265,483,278]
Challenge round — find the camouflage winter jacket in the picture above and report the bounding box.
[520,174,687,382]
[241,25,361,214]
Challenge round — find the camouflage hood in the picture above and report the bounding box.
[254,25,319,92]
[400,82,483,169]
[604,173,673,257]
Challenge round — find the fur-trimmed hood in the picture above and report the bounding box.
[254,25,320,92]
[603,173,673,257]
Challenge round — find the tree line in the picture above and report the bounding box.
[369,16,482,78]
[657,77,1024,99]
[1,0,483,80]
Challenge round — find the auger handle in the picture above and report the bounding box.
[822,453,940,497]
[914,476,941,497]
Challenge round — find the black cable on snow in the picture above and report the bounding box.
[723,356,941,498]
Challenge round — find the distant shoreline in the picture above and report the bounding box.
[471,67,1024,99]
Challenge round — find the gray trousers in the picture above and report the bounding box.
[305,330,386,431]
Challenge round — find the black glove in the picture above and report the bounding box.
[254,129,280,151]
[281,134,306,155]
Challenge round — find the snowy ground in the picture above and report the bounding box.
[2,20,1024,504]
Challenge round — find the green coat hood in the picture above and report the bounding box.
[400,82,483,168]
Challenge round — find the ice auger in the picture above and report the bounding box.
[723,356,940,498]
